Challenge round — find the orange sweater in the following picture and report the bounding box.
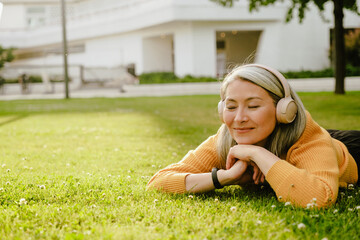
[147,112,358,208]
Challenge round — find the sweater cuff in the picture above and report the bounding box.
[147,173,190,194]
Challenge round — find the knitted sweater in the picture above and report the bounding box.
[147,112,358,208]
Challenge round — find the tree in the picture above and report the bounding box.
[211,0,360,94]
[0,45,14,69]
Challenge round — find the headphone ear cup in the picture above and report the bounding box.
[218,101,225,123]
[276,97,298,123]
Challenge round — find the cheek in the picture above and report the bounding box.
[223,111,233,126]
[259,109,277,131]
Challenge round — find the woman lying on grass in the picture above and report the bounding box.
[147,64,359,208]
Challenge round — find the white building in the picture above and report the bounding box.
[0,0,359,81]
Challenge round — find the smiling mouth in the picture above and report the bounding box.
[233,128,254,133]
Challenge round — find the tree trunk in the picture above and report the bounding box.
[333,0,345,94]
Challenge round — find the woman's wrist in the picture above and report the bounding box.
[216,169,233,186]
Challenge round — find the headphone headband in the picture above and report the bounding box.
[243,64,291,98]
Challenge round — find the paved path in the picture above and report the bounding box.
[0,77,359,101]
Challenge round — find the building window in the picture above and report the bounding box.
[26,6,46,28]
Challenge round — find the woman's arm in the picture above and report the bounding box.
[185,160,252,192]
[226,143,340,208]
[147,134,222,193]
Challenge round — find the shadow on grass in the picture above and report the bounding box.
[0,114,29,127]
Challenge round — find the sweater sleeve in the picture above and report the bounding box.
[146,133,221,193]
[266,118,340,208]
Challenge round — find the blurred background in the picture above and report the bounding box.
[0,0,359,93]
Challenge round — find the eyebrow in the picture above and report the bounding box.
[225,97,263,102]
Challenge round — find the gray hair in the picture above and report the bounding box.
[217,64,307,164]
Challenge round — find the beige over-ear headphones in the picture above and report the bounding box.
[218,64,298,124]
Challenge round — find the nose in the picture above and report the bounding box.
[234,108,249,123]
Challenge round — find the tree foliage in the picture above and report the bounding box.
[0,45,15,69]
[210,0,359,22]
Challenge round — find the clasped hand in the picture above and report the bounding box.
[225,145,266,185]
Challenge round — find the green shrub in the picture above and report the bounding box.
[139,72,218,84]
[283,65,360,79]
[139,72,178,84]
[28,75,43,83]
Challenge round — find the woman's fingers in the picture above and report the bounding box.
[261,173,265,183]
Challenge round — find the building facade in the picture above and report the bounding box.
[0,0,359,79]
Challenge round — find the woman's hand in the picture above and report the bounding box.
[224,160,251,185]
[226,145,279,181]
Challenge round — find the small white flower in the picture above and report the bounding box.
[188,195,194,199]
[348,208,354,212]
[348,184,354,190]
[321,238,328,240]
[39,185,46,190]
[214,198,219,202]
[0,188,4,192]
[6,169,10,172]
[5,182,10,185]
[1,164,6,168]
[117,196,123,200]
[271,205,276,208]
[230,206,237,212]
[284,228,291,232]
[297,223,306,229]
[153,199,158,204]
[356,206,360,210]
[256,220,262,225]
[333,209,338,213]
[284,202,291,206]
[348,196,353,199]
[19,198,27,205]
[102,193,106,197]
[312,198,317,202]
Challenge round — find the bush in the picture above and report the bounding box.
[283,65,360,79]
[139,72,218,84]
[139,72,178,84]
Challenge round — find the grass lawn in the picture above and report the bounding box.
[0,92,359,239]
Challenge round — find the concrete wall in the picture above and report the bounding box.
[143,35,173,73]
[0,5,26,29]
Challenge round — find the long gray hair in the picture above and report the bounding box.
[217,64,307,164]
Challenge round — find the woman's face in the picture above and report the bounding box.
[223,79,277,147]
